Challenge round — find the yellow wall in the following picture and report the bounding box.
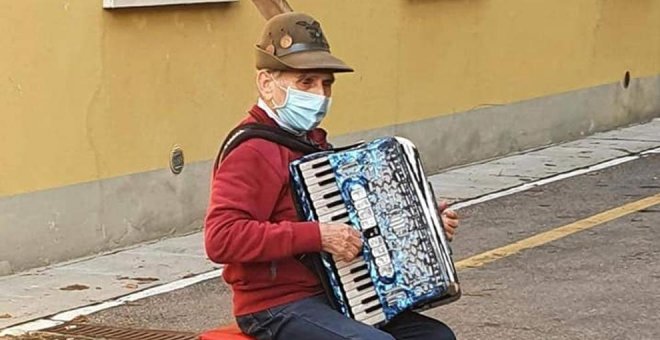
[1,0,659,197]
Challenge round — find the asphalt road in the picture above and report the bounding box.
[86,153,660,339]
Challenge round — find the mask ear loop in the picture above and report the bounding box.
[269,74,291,109]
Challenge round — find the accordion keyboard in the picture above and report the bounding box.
[299,156,387,325]
[290,137,459,327]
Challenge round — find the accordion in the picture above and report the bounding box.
[290,137,461,327]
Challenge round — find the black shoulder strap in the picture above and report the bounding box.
[213,123,322,173]
[213,122,345,311]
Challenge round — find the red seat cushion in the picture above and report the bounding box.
[199,323,255,340]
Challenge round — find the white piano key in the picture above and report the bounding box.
[317,214,350,223]
[354,307,385,323]
[299,156,330,171]
[310,186,341,201]
[302,168,334,182]
[316,204,347,216]
[345,282,375,299]
[311,196,345,211]
[339,268,369,284]
[338,261,368,276]
[314,203,347,217]
[361,311,386,326]
[302,163,332,175]
[318,215,350,224]
[335,257,363,270]
[342,277,373,292]
[347,286,378,306]
[302,172,335,186]
[350,297,382,314]
[306,181,339,194]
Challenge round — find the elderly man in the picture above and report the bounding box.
[205,12,459,340]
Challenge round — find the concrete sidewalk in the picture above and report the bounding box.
[1,118,659,334]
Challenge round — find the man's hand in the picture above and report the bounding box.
[319,223,363,262]
[438,201,459,241]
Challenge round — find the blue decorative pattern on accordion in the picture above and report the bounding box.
[290,137,459,326]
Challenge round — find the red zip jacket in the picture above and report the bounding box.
[204,104,330,316]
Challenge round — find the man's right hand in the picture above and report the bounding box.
[319,223,363,262]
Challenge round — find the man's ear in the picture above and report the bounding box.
[256,70,274,102]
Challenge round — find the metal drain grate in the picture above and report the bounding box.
[42,323,198,340]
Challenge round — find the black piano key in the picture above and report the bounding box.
[311,160,330,169]
[349,264,368,274]
[361,294,380,304]
[365,304,382,314]
[332,212,349,221]
[323,191,341,199]
[316,168,334,177]
[357,282,373,292]
[319,178,336,186]
[353,273,371,283]
[327,199,344,208]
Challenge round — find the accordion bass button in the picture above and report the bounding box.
[350,186,367,200]
[372,245,388,257]
[357,207,374,220]
[353,198,370,211]
[367,236,384,248]
[374,255,391,267]
[362,216,377,228]
[378,264,395,279]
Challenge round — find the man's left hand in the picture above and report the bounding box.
[438,201,459,241]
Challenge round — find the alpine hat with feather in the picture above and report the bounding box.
[256,12,354,73]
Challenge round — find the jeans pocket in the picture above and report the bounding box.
[236,314,260,335]
[237,310,276,339]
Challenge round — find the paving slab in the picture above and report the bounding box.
[586,118,660,141]
[0,233,217,329]
[431,118,659,202]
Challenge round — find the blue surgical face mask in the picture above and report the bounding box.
[271,82,332,133]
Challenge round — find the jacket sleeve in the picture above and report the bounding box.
[204,142,322,264]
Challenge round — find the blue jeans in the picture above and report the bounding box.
[236,294,456,340]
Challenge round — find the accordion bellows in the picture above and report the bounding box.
[290,137,461,327]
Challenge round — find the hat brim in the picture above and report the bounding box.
[256,47,354,73]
